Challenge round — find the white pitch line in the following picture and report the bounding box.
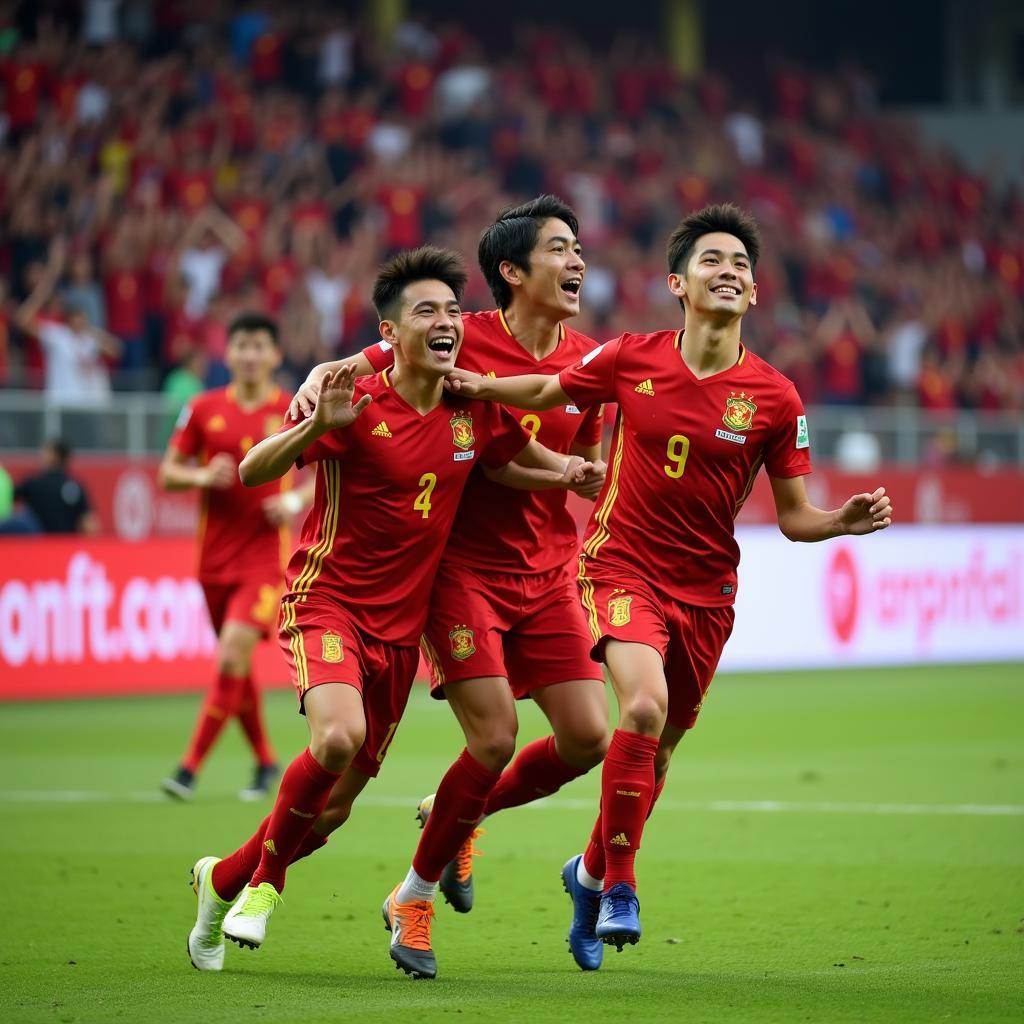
[0,790,1021,817]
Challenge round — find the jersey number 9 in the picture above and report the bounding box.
[664,434,690,478]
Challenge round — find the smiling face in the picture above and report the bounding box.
[503,218,585,319]
[668,231,757,320]
[381,278,464,379]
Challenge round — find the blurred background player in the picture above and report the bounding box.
[445,203,893,969]
[9,437,98,535]
[159,312,311,802]
[289,198,610,958]
[185,247,588,976]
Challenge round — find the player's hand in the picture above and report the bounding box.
[444,368,485,396]
[568,458,607,500]
[311,364,372,432]
[837,486,893,535]
[261,493,302,525]
[202,452,237,490]
[288,375,322,422]
[560,455,590,487]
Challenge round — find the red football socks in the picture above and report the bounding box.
[483,735,586,816]
[237,676,276,767]
[212,812,332,902]
[412,748,500,882]
[181,671,247,773]
[247,747,342,893]
[583,775,666,883]
[596,729,660,890]
[212,814,271,902]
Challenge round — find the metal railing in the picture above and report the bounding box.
[0,391,1021,466]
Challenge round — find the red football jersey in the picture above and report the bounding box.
[170,386,292,584]
[286,371,529,644]
[363,309,603,574]
[560,331,811,607]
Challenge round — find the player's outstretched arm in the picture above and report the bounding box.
[288,352,377,420]
[444,368,570,411]
[770,476,893,542]
[241,366,372,486]
[483,450,591,492]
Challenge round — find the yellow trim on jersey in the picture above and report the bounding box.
[292,462,341,599]
[278,523,289,573]
[673,332,745,368]
[576,557,601,643]
[498,309,565,342]
[582,417,626,559]
[281,600,309,694]
[419,633,446,688]
[733,453,764,518]
[381,367,392,388]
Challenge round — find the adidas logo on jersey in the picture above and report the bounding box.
[371,421,393,438]
[634,379,655,396]
[610,832,631,847]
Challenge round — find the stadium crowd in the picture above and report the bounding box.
[0,1,1021,412]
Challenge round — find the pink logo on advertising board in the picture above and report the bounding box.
[826,546,858,645]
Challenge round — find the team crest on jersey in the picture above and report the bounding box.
[264,415,282,438]
[608,594,632,627]
[450,413,475,450]
[449,625,476,661]
[207,414,227,432]
[722,392,756,432]
[321,631,344,664]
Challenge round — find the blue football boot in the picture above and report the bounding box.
[561,855,604,971]
[595,882,641,951]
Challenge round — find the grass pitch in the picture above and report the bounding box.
[2,663,1022,1024]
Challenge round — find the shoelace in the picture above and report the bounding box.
[604,885,638,918]
[238,886,281,917]
[397,899,435,950]
[454,827,485,883]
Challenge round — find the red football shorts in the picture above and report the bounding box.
[577,559,735,730]
[419,562,603,699]
[202,578,282,637]
[277,596,419,778]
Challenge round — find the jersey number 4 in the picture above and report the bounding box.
[414,472,437,518]
[664,434,690,478]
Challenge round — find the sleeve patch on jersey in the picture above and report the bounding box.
[175,404,193,430]
[796,415,809,449]
[377,340,392,353]
[580,344,605,367]
[565,404,581,414]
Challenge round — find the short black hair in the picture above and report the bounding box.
[47,437,71,463]
[666,203,761,277]
[478,195,580,310]
[227,311,279,346]
[372,246,467,321]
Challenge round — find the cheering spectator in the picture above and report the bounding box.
[14,239,121,405]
